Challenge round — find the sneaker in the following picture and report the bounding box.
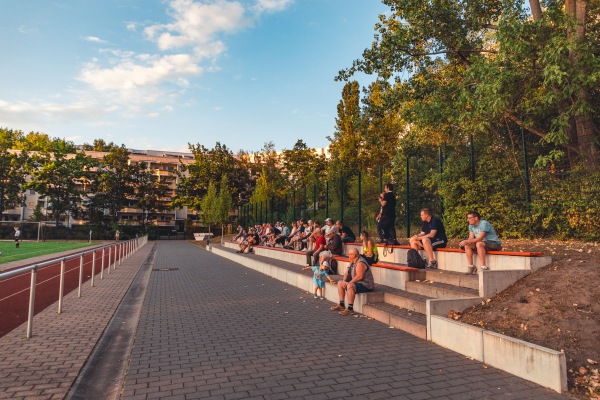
[339,308,354,316]
[330,304,345,311]
[480,265,489,271]
[313,293,318,299]
[426,260,438,269]
[320,296,325,300]
[465,265,476,275]
[235,250,241,253]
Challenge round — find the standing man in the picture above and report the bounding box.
[409,208,447,269]
[115,229,120,241]
[14,226,21,248]
[330,248,375,316]
[459,211,502,274]
[377,183,398,245]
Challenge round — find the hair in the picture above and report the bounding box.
[467,211,481,219]
[360,230,369,241]
[385,183,394,191]
[420,208,432,216]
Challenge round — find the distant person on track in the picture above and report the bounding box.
[115,230,120,241]
[14,227,21,248]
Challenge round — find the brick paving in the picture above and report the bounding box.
[0,241,153,400]
[121,241,568,400]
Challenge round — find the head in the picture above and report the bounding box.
[467,211,481,225]
[327,226,339,238]
[385,183,394,192]
[360,230,369,241]
[420,208,432,222]
[348,247,359,261]
[335,220,343,229]
[320,260,330,270]
[314,227,322,236]
[325,218,333,226]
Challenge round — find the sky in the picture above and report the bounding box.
[0,0,389,154]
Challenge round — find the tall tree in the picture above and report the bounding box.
[95,147,137,222]
[200,181,218,234]
[133,165,172,226]
[281,139,326,190]
[28,148,95,226]
[216,174,233,237]
[0,129,29,217]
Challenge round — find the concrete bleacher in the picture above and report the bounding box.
[211,240,566,393]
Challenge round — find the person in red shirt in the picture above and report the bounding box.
[305,228,326,266]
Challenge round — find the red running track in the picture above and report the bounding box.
[0,245,123,338]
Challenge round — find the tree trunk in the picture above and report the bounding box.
[529,0,543,21]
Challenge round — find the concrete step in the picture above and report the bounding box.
[362,302,427,339]
[382,290,431,314]
[405,280,479,299]
[424,269,479,291]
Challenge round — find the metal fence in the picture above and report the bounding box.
[0,236,148,338]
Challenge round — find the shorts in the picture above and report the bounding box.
[484,241,502,251]
[354,283,373,294]
[431,238,446,250]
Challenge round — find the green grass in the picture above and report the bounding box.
[0,241,100,264]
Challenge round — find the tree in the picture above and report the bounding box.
[338,0,600,166]
[282,139,327,190]
[133,165,172,226]
[28,147,95,226]
[200,181,218,234]
[0,129,29,217]
[216,174,233,237]
[81,139,119,152]
[95,147,136,222]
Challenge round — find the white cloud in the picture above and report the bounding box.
[126,22,137,31]
[144,0,247,56]
[253,0,293,13]
[82,36,108,44]
[18,25,37,34]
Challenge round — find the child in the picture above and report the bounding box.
[303,260,335,300]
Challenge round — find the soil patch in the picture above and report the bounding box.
[452,239,600,399]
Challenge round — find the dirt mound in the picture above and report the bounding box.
[454,239,600,399]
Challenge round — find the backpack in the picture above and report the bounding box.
[407,249,427,269]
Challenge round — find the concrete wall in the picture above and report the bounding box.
[428,315,567,393]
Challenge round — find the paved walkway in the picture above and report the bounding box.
[0,241,569,399]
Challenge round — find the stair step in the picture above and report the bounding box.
[383,290,431,314]
[405,280,479,299]
[362,302,426,339]
[424,269,479,291]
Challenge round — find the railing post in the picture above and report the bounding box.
[26,268,37,338]
[119,243,123,266]
[406,157,411,238]
[107,246,112,274]
[58,259,65,314]
[100,248,105,280]
[78,254,84,298]
[91,250,96,287]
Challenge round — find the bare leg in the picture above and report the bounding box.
[476,242,487,266]
[465,244,475,265]
[337,281,347,302]
[409,236,422,251]
[421,237,434,261]
[346,283,357,305]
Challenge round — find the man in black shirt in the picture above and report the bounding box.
[409,208,447,269]
[377,183,398,245]
[336,220,356,243]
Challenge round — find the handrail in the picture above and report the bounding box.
[0,236,148,338]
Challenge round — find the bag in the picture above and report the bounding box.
[329,258,338,275]
[407,249,426,269]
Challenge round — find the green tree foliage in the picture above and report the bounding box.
[81,139,119,152]
[133,165,172,226]
[175,142,252,211]
[281,139,327,190]
[338,0,599,166]
[217,174,233,236]
[94,147,137,222]
[0,129,29,216]
[328,81,362,177]
[27,147,95,226]
[200,181,218,234]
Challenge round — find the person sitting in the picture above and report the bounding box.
[459,211,502,274]
[323,218,335,236]
[330,247,375,316]
[233,225,244,241]
[359,230,378,265]
[237,228,260,253]
[336,220,356,243]
[274,222,290,247]
[325,226,343,256]
[409,208,447,269]
[305,228,326,266]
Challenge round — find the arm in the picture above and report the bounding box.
[350,262,367,283]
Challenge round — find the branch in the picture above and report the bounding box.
[503,112,580,154]
[401,48,497,58]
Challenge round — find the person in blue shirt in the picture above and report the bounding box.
[303,259,336,300]
[459,211,502,274]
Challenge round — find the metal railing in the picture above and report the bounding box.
[0,236,148,338]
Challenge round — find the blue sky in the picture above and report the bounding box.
[0,0,388,153]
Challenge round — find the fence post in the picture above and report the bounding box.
[325,181,329,218]
[339,176,344,222]
[470,134,476,182]
[379,165,383,193]
[521,121,531,216]
[58,259,65,314]
[303,186,307,220]
[358,170,362,234]
[91,250,96,287]
[292,191,296,221]
[78,254,84,298]
[438,146,444,218]
[100,247,105,280]
[26,268,37,338]
[313,184,317,220]
[405,157,411,238]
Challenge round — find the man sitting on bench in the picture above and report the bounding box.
[459,211,502,274]
[330,248,374,316]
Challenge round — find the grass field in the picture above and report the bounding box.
[0,241,99,264]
